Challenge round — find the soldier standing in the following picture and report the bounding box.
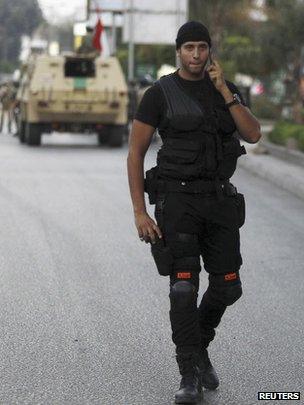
[0,82,17,134]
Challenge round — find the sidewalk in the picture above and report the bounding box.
[239,122,304,201]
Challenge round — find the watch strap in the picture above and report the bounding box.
[226,93,241,108]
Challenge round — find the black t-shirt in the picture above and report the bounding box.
[135,70,246,136]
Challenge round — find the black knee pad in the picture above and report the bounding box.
[220,282,242,306]
[170,281,197,310]
[170,262,200,291]
[208,272,243,306]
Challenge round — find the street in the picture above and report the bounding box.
[0,132,303,405]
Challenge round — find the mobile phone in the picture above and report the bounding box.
[206,53,214,70]
[209,52,214,67]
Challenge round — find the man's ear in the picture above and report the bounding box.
[176,48,180,58]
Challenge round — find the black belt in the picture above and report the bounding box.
[158,178,237,196]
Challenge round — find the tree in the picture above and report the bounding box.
[189,0,253,49]
[189,0,261,79]
[259,0,304,121]
[0,0,44,71]
[189,0,304,121]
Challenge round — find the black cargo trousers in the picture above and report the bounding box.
[154,189,244,355]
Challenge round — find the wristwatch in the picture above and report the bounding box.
[225,93,241,108]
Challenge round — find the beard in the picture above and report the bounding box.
[181,59,208,77]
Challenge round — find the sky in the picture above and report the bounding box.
[38,0,86,22]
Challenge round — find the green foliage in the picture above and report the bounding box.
[221,60,237,81]
[257,0,304,75]
[188,0,264,77]
[220,35,261,77]
[0,60,16,73]
[115,27,175,79]
[189,0,252,40]
[0,0,44,64]
[251,95,281,120]
[114,0,304,89]
[116,42,175,79]
[116,46,129,78]
[135,44,175,77]
[188,0,304,82]
[268,121,304,151]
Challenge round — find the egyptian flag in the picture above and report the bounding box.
[93,18,104,52]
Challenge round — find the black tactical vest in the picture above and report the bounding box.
[156,74,246,181]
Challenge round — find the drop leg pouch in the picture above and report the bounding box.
[235,193,246,228]
[144,166,158,205]
[151,237,174,276]
[224,184,246,228]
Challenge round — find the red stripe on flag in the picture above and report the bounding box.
[93,18,104,52]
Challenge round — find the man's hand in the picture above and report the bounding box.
[205,58,261,143]
[135,212,162,244]
[206,59,227,93]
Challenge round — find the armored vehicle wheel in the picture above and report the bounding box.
[97,131,109,145]
[18,120,26,143]
[108,125,125,148]
[26,123,41,146]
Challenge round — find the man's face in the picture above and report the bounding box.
[177,41,210,76]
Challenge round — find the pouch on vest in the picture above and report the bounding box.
[161,138,200,164]
[218,137,246,179]
[157,138,203,180]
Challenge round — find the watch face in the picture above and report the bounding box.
[234,93,241,103]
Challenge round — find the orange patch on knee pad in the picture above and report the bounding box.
[224,272,237,281]
[177,272,191,279]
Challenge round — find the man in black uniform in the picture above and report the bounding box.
[127,21,261,404]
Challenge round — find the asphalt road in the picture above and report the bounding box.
[0,132,303,405]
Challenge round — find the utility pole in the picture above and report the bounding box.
[128,0,135,82]
[175,0,186,68]
[87,0,91,20]
[111,13,117,55]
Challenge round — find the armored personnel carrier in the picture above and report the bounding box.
[17,54,129,146]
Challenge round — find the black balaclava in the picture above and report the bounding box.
[176,21,211,49]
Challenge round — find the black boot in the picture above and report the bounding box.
[175,352,202,404]
[198,348,219,390]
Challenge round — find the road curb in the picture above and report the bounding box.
[238,152,304,201]
[262,140,304,168]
